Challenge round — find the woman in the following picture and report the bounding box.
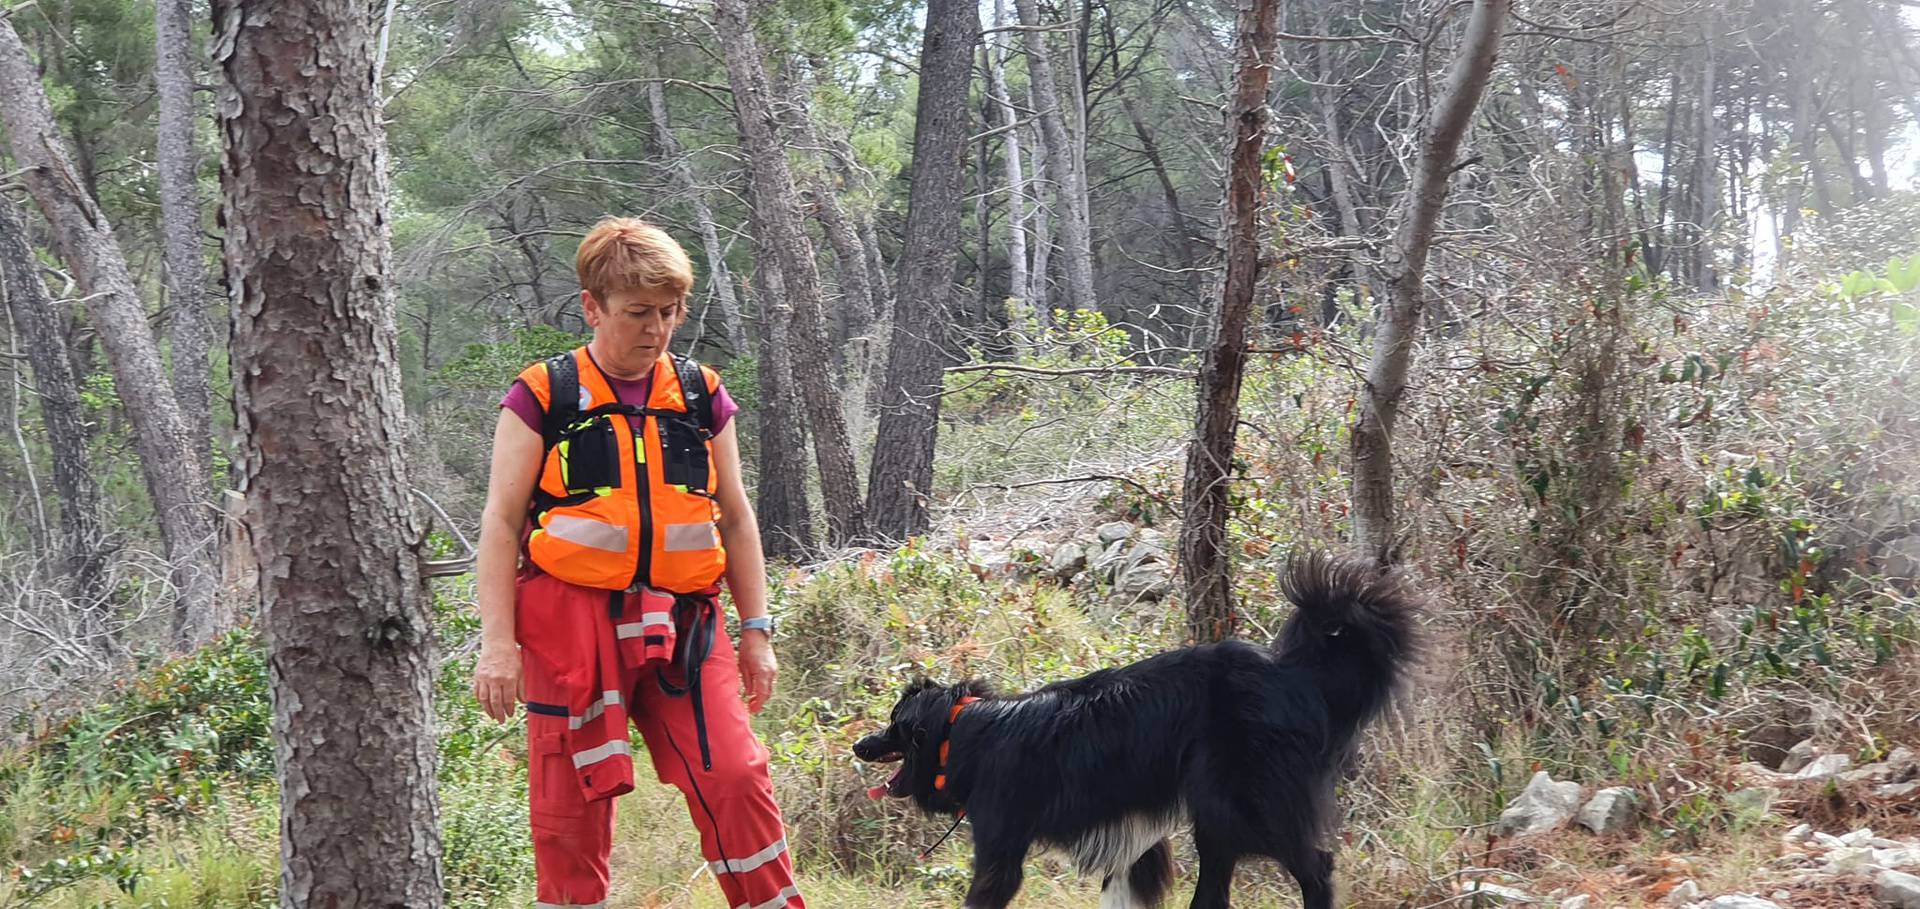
[471,217,804,909]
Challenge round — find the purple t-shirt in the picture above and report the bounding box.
[501,371,739,436]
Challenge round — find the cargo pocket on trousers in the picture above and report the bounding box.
[528,720,587,821]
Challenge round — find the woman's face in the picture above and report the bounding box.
[584,286,683,376]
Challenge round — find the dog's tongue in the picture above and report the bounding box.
[865,784,889,800]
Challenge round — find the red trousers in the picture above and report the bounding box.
[518,571,805,909]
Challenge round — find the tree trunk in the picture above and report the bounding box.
[712,0,867,545]
[987,0,1030,306]
[155,0,214,478]
[1015,0,1097,316]
[1778,25,1818,267]
[1309,26,1375,294]
[1026,76,1055,319]
[212,0,444,903]
[1689,24,1719,291]
[748,233,816,560]
[0,18,220,645]
[642,63,746,356]
[1349,0,1509,567]
[0,197,109,604]
[1860,87,1890,199]
[975,67,996,331]
[864,0,980,544]
[1650,68,1679,278]
[772,57,877,368]
[1179,0,1280,644]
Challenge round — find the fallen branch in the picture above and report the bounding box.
[946,362,1195,379]
[965,473,1172,506]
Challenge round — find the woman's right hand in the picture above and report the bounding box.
[473,643,523,723]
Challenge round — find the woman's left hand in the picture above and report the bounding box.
[738,632,778,714]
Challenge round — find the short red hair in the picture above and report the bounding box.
[575,217,694,303]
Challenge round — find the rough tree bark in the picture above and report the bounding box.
[155,0,214,473]
[0,17,219,645]
[748,210,817,560]
[1016,0,1097,316]
[1349,0,1509,567]
[641,59,746,354]
[864,0,981,543]
[0,197,109,604]
[770,57,876,368]
[711,0,867,544]
[212,0,444,903]
[1178,0,1280,644]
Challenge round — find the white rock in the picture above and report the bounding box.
[1113,561,1173,601]
[1813,831,1848,849]
[1095,521,1134,544]
[1783,823,1814,844]
[1048,542,1087,578]
[1577,787,1638,834]
[1560,896,1591,909]
[1875,848,1920,870]
[1828,846,1876,873]
[1879,869,1920,909]
[1494,772,1584,838]
[1708,898,1781,909]
[1460,882,1536,905]
[1700,897,1782,909]
[1797,753,1854,780]
[1664,880,1700,905]
[1845,828,1880,846]
[1733,762,1794,788]
[1780,739,1818,774]
[1880,782,1920,799]
[1770,892,1790,902]
[1091,539,1130,580]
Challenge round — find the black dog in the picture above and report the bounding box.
[853,552,1419,909]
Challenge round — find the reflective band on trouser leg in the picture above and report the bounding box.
[633,624,805,909]
[519,570,625,909]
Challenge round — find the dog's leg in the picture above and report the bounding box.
[962,841,1028,909]
[1187,834,1237,909]
[1278,847,1334,909]
[1113,839,1172,908]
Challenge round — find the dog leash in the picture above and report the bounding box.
[919,812,967,861]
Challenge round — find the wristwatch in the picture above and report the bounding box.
[740,615,776,638]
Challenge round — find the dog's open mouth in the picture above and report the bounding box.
[862,752,905,799]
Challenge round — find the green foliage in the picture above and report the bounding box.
[434,326,590,393]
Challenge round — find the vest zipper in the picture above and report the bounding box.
[633,413,654,590]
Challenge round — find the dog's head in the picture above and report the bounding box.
[854,677,990,805]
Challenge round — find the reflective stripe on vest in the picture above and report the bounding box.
[518,347,726,592]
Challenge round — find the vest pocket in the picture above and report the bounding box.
[559,418,620,494]
[658,415,711,491]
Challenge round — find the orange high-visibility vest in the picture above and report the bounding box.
[517,347,727,593]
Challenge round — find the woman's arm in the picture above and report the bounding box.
[473,409,544,722]
[711,421,777,713]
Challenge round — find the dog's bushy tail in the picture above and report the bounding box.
[1273,551,1422,741]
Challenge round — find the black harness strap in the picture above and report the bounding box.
[540,352,580,449]
[655,592,720,771]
